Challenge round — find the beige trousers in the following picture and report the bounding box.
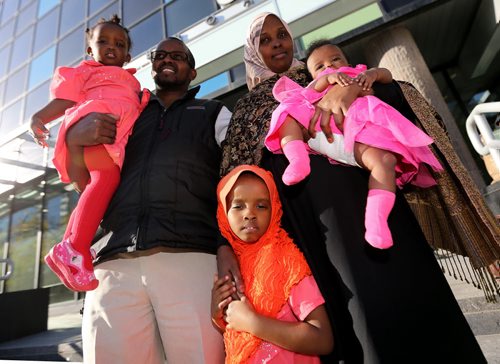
[81,251,224,364]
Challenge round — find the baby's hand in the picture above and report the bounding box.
[354,69,377,91]
[211,275,236,329]
[331,72,354,87]
[29,118,49,148]
[225,295,257,333]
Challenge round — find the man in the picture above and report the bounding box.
[65,38,242,363]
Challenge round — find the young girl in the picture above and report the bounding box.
[264,40,443,249]
[30,15,149,291]
[211,165,333,364]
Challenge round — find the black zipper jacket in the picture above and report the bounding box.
[92,87,225,263]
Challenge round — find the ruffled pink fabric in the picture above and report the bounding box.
[50,60,150,182]
[265,65,443,188]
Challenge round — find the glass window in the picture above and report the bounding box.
[0,18,16,45]
[165,0,217,36]
[38,0,59,18]
[56,27,84,67]
[29,46,55,90]
[60,0,85,37]
[1,0,19,25]
[5,203,41,292]
[5,66,28,104]
[129,12,163,57]
[196,72,229,98]
[0,45,11,78]
[10,26,34,71]
[41,186,78,287]
[88,2,119,31]
[16,1,37,35]
[123,0,161,26]
[33,8,59,55]
[89,0,112,16]
[0,81,5,106]
[24,81,50,123]
[1,100,23,135]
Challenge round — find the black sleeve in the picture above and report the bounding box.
[372,81,416,121]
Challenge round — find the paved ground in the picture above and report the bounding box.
[0,272,498,363]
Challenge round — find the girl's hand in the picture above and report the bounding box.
[30,118,49,148]
[211,274,236,330]
[331,72,353,87]
[354,69,378,91]
[225,295,257,333]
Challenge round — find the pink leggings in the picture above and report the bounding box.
[63,145,120,269]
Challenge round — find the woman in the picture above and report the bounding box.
[221,12,488,363]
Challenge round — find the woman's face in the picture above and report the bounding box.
[258,15,294,74]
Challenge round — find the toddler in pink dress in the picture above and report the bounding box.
[30,15,149,291]
[264,40,443,249]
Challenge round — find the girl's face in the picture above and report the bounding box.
[226,174,272,243]
[258,15,294,74]
[87,23,131,67]
[306,44,349,79]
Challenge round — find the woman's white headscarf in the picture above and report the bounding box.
[244,12,303,91]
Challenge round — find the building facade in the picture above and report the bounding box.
[0,0,498,303]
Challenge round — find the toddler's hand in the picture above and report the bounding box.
[354,69,377,91]
[30,118,49,148]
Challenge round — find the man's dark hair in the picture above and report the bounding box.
[165,37,196,69]
[86,14,132,51]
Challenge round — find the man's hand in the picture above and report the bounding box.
[217,245,245,299]
[211,274,236,331]
[308,83,363,142]
[66,112,119,148]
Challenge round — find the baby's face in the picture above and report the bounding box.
[306,44,349,79]
[226,174,271,244]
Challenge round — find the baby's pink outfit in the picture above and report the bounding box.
[51,60,148,182]
[249,275,324,363]
[265,64,443,189]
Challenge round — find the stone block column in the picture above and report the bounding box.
[364,25,485,190]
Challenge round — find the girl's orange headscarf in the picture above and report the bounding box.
[217,165,311,363]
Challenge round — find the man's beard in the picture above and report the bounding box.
[154,74,186,90]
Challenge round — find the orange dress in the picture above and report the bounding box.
[50,60,149,182]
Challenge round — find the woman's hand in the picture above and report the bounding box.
[308,83,363,142]
[217,245,245,298]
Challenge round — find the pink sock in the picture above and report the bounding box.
[364,189,396,249]
[282,140,310,185]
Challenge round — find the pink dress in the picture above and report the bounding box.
[265,65,443,188]
[249,275,324,364]
[50,60,149,183]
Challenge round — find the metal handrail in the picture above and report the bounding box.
[465,102,500,173]
[0,258,14,281]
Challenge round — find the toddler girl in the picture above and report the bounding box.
[212,165,333,363]
[265,40,443,249]
[30,15,149,291]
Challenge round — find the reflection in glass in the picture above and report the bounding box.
[123,0,161,27]
[165,0,216,36]
[0,45,9,79]
[10,26,34,72]
[60,0,85,37]
[1,100,22,134]
[33,8,59,55]
[38,0,59,18]
[0,18,15,44]
[1,0,19,25]
[88,2,119,32]
[29,47,55,90]
[57,28,84,67]
[5,203,40,292]
[16,1,36,35]
[196,72,229,98]
[5,66,27,104]
[89,0,112,16]
[25,81,51,124]
[129,12,163,57]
